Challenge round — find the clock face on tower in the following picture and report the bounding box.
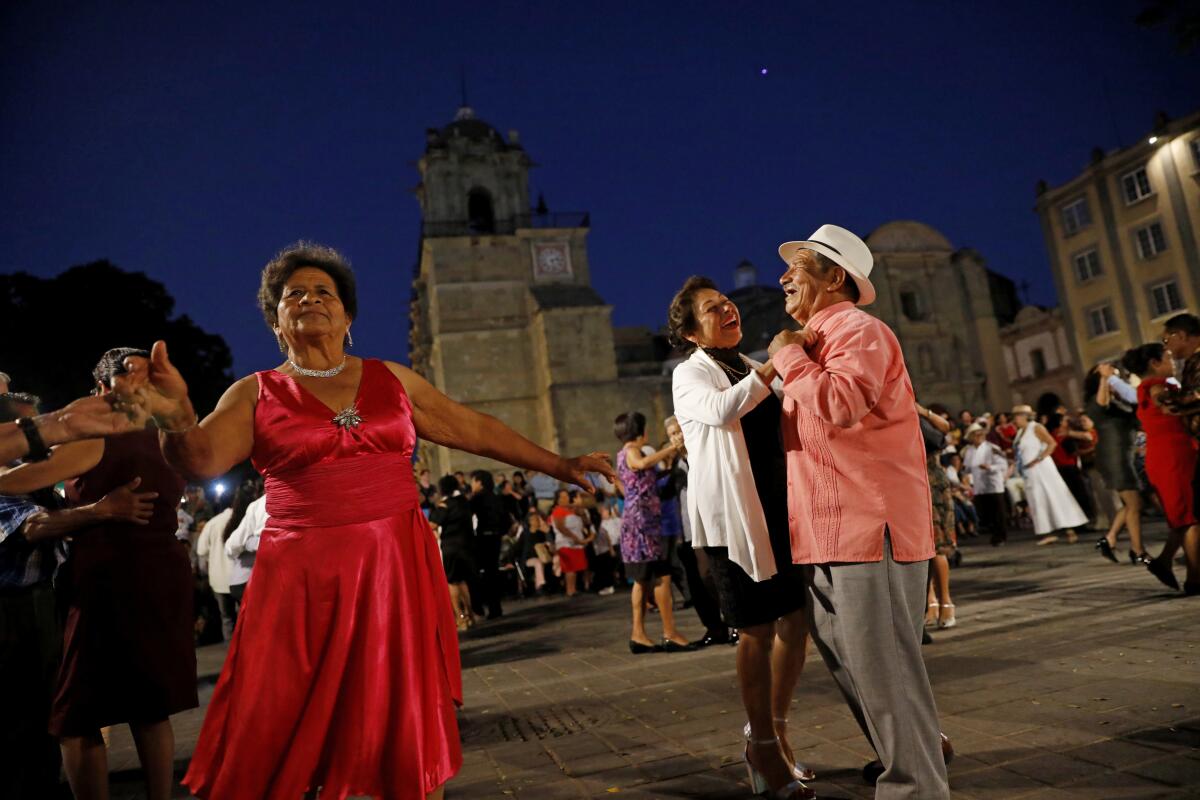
[531,241,572,281]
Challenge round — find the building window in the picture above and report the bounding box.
[1120,166,1153,205]
[1086,303,1119,338]
[1060,198,1091,235]
[1149,279,1185,318]
[1072,249,1102,283]
[1030,348,1047,378]
[467,188,495,234]
[1134,221,1168,259]
[899,285,929,321]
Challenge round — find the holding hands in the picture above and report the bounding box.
[768,327,819,358]
[113,341,198,432]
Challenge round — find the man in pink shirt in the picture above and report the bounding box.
[769,224,950,799]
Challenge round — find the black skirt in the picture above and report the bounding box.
[703,547,805,629]
[441,545,475,584]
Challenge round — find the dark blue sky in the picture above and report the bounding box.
[3,1,1195,377]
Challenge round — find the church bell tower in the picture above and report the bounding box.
[410,106,635,477]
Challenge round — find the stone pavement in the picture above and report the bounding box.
[106,522,1200,798]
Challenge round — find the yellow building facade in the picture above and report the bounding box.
[1036,110,1200,369]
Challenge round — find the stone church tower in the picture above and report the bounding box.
[409,107,671,476]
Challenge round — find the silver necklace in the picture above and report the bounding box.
[289,356,347,378]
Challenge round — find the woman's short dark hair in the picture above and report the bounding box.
[438,474,459,497]
[1083,365,1103,398]
[1122,343,1166,377]
[92,347,150,389]
[259,242,358,345]
[470,469,494,492]
[614,411,647,443]
[666,276,718,350]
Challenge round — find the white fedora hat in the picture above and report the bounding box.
[778,224,876,306]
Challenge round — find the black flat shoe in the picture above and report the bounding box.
[697,629,730,647]
[1096,538,1119,563]
[629,640,660,654]
[1147,558,1181,591]
[660,639,695,653]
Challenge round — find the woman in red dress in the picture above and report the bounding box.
[1123,343,1200,592]
[126,243,613,800]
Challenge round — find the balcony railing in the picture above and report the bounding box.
[422,212,590,238]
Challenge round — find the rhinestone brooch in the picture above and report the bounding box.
[332,404,363,430]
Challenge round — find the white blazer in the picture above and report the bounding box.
[671,348,781,582]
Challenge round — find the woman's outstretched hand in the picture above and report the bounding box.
[554,452,615,494]
[119,341,196,430]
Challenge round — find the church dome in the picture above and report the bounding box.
[866,221,954,253]
[1014,305,1048,325]
[438,106,506,144]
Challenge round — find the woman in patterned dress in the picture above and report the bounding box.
[614,411,692,654]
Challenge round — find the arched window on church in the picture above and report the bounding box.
[899,283,930,322]
[467,188,495,234]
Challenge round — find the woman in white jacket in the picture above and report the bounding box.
[668,276,813,800]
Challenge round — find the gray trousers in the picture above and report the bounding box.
[804,537,950,800]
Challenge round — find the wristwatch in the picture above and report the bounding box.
[16,417,52,462]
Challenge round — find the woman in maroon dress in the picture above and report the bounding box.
[1123,343,1200,591]
[126,242,612,800]
[0,348,194,800]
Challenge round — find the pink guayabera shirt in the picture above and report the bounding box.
[774,301,935,564]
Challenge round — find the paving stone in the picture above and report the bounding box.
[97,526,1200,798]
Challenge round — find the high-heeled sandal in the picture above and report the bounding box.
[744,735,815,799]
[1095,538,1118,563]
[937,603,957,629]
[774,717,816,781]
[743,722,817,782]
[924,600,940,627]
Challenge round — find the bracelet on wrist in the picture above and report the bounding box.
[17,417,52,461]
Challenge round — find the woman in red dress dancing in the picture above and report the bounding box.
[1123,343,1200,592]
[125,242,613,800]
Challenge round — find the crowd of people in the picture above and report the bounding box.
[1,227,1198,800]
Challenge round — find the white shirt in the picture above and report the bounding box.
[553,510,585,550]
[196,508,235,594]
[224,495,266,586]
[964,441,1009,495]
[672,348,780,581]
[601,517,622,549]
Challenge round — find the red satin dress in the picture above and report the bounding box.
[182,359,462,799]
[1137,376,1198,529]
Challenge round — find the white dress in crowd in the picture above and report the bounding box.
[1014,422,1088,534]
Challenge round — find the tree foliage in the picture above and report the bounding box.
[0,261,235,415]
[1137,0,1200,52]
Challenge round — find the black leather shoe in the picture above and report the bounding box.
[629,640,660,655]
[1130,550,1150,566]
[697,629,730,647]
[728,628,739,646]
[660,639,695,653]
[1095,538,1118,563]
[1147,557,1181,591]
[1185,581,1200,596]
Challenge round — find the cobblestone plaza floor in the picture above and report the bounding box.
[107,523,1200,798]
